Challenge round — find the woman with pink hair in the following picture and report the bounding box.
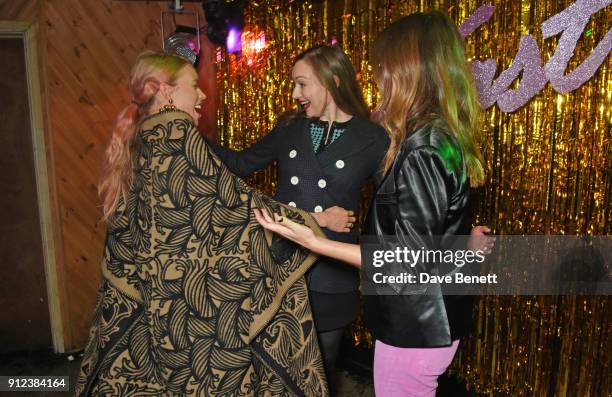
[76,51,329,396]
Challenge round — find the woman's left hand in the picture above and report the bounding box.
[254,208,318,249]
[322,206,357,233]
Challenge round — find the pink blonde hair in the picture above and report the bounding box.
[99,51,191,221]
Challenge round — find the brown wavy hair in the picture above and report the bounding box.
[372,11,485,187]
[281,45,370,122]
[99,51,191,221]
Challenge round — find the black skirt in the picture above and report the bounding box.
[309,290,360,331]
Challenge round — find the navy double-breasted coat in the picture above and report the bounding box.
[208,115,389,295]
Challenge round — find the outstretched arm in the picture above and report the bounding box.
[254,209,362,267]
[206,126,282,177]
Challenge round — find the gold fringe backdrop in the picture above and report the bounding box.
[215,1,611,396]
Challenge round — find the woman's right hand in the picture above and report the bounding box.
[254,208,318,249]
[255,208,363,267]
[468,225,494,254]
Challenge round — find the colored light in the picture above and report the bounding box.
[254,34,266,52]
[227,27,242,53]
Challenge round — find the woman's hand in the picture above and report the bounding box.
[254,208,318,249]
[254,208,363,267]
[314,206,356,233]
[468,225,494,254]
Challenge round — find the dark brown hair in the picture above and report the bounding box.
[281,45,369,123]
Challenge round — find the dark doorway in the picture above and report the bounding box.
[0,36,52,352]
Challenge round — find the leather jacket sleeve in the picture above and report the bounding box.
[396,145,453,237]
[364,143,465,293]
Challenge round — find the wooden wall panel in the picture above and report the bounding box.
[0,0,40,21]
[1,0,216,351]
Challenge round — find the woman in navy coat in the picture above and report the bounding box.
[208,45,389,388]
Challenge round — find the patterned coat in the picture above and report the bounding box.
[76,110,328,397]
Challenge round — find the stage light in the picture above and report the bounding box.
[161,1,201,65]
[241,30,266,64]
[202,0,227,46]
[164,29,199,64]
[227,27,242,53]
[202,0,246,50]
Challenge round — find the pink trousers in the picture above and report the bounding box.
[373,339,460,397]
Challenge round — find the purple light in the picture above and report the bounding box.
[187,39,197,51]
[226,27,242,53]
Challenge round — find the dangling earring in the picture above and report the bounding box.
[159,98,177,113]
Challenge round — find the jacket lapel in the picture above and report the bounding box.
[292,118,324,172]
[317,117,376,167]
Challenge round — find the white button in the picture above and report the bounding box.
[288,201,297,207]
[336,160,345,169]
[314,205,323,213]
[290,176,299,185]
[318,179,327,188]
[289,150,297,158]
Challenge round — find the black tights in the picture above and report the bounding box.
[317,328,345,394]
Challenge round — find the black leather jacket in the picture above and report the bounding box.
[362,122,473,347]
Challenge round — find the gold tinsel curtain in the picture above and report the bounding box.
[215,1,612,396]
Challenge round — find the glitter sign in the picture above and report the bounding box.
[460,0,612,112]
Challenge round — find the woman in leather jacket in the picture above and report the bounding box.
[254,11,492,397]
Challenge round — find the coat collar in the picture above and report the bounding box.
[310,116,378,167]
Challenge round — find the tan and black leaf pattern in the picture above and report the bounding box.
[212,203,250,228]
[191,195,217,240]
[76,111,328,396]
[184,119,218,177]
[155,204,191,229]
[186,173,217,197]
[167,155,191,208]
